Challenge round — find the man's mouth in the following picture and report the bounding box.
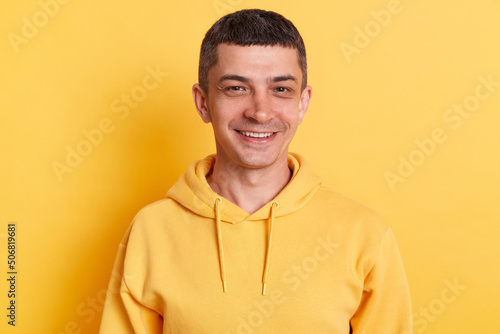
[236,130,275,138]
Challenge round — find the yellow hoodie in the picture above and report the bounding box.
[99,154,413,333]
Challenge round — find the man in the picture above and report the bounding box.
[99,9,412,333]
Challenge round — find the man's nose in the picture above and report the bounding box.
[244,90,274,123]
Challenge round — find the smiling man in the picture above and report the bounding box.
[99,9,413,334]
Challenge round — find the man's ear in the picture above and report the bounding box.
[297,85,312,125]
[192,83,211,123]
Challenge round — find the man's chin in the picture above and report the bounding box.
[234,152,287,170]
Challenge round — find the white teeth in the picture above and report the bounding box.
[239,131,273,138]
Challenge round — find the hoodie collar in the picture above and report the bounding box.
[166,153,322,224]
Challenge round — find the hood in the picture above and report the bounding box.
[166,153,322,294]
[167,153,322,223]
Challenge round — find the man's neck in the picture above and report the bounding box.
[206,154,291,214]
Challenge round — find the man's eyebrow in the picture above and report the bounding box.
[270,75,297,83]
[219,74,249,84]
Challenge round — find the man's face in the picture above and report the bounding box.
[193,43,312,170]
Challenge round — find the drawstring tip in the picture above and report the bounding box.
[222,280,227,293]
[262,283,267,296]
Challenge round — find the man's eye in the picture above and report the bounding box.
[275,87,289,92]
[229,86,244,91]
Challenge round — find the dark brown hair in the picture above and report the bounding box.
[198,9,307,93]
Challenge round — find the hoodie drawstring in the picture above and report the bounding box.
[213,199,279,295]
[262,201,279,295]
[214,197,227,293]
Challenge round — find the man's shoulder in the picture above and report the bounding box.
[119,197,182,245]
[134,197,178,218]
[311,185,389,233]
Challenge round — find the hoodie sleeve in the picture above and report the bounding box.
[99,243,163,334]
[349,227,413,334]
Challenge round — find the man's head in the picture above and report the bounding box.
[192,9,312,171]
[198,9,307,94]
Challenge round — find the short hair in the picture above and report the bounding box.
[198,9,307,94]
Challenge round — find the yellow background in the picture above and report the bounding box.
[1,0,499,333]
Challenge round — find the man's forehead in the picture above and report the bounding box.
[213,43,302,74]
[215,43,299,57]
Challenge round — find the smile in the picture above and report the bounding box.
[237,131,274,138]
